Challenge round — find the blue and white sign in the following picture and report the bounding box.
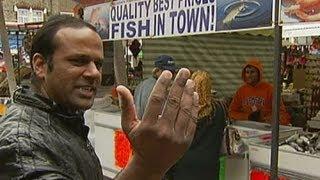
[109,0,216,40]
[0,34,24,54]
[84,0,273,41]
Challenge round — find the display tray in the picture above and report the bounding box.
[231,121,302,142]
[249,140,320,179]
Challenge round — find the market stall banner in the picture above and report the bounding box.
[280,0,320,23]
[109,0,216,40]
[84,0,273,41]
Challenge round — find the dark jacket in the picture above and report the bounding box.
[0,87,103,180]
[134,76,157,119]
[166,101,227,180]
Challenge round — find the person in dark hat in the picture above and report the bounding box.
[154,55,177,73]
[134,55,177,119]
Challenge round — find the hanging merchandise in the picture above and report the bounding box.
[129,39,141,59]
[284,44,308,67]
[305,58,320,120]
[310,37,320,55]
[280,37,318,130]
[281,36,320,123]
[122,39,143,90]
[299,46,307,66]
[138,50,144,59]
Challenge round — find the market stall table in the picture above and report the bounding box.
[93,110,122,178]
[225,121,302,180]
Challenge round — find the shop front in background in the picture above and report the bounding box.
[282,35,320,129]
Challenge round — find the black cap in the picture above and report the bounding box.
[154,55,176,72]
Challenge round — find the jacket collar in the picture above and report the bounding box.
[13,87,89,139]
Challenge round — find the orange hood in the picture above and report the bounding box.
[242,58,263,83]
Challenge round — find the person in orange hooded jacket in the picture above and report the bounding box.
[229,58,291,125]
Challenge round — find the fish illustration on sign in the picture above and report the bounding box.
[223,2,246,24]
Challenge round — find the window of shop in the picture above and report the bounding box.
[17,9,29,23]
[17,8,44,23]
[32,10,43,22]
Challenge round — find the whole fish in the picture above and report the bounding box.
[279,144,297,152]
[307,133,318,142]
[300,135,311,146]
[309,146,316,154]
[315,135,320,150]
[223,3,246,24]
[296,137,304,146]
[280,133,299,145]
[289,142,304,152]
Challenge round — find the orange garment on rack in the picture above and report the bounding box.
[229,58,291,125]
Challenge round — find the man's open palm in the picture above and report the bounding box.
[116,68,199,176]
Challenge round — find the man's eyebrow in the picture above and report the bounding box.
[67,54,103,61]
[67,54,89,58]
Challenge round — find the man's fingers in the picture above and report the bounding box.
[191,92,200,122]
[174,79,195,134]
[160,68,190,125]
[143,71,172,123]
[116,85,139,134]
[185,92,199,139]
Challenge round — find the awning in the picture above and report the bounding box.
[5,22,42,31]
[72,0,106,6]
[282,22,320,38]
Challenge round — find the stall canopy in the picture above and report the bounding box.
[282,22,320,38]
[73,0,106,6]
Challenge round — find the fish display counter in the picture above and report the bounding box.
[249,131,320,179]
[90,110,305,179]
[224,121,302,180]
[231,121,302,142]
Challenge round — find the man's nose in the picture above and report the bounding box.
[83,61,101,79]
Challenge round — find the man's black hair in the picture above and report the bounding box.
[30,14,97,71]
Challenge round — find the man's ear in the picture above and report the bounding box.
[32,53,47,79]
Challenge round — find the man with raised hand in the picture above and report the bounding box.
[0,14,199,180]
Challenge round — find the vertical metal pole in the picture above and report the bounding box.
[126,40,129,83]
[113,41,128,85]
[16,31,20,85]
[0,0,17,97]
[271,0,281,179]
